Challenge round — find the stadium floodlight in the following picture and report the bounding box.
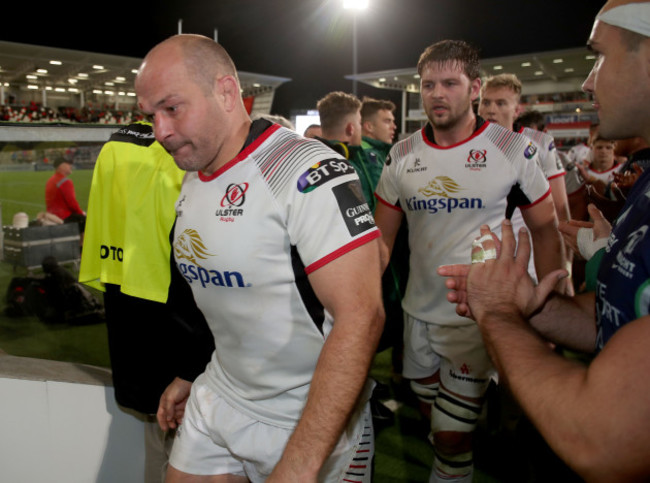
[343,0,369,95]
[343,0,368,9]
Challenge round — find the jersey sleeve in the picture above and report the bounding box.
[514,142,551,208]
[374,150,402,210]
[540,135,566,180]
[285,156,380,274]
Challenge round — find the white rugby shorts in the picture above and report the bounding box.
[402,313,496,397]
[169,373,374,482]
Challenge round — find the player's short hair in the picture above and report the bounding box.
[417,40,481,81]
[316,91,361,132]
[517,109,546,131]
[481,73,522,100]
[360,97,396,122]
[592,135,616,146]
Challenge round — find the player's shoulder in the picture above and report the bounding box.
[483,122,538,161]
[254,126,357,194]
[385,130,425,167]
[108,121,156,147]
[520,126,556,151]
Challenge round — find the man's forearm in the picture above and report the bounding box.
[271,308,384,480]
[531,224,567,291]
[530,292,597,353]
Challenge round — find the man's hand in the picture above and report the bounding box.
[437,225,501,319]
[157,377,193,431]
[558,204,611,260]
[466,220,567,323]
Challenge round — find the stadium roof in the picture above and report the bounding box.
[346,47,596,95]
[0,40,291,100]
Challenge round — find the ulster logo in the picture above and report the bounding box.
[466,149,487,171]
[221,183,248,207]
[216,183,248,221]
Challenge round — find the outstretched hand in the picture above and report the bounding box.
[466,220,567,323]
[437,224,501,319]
[438,220,567,321]
[558,204,611,259]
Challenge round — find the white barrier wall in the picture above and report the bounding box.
[0,353,145,483]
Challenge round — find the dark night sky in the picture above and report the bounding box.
[3,0,602,117]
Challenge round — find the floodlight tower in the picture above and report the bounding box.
[343,0,369,96]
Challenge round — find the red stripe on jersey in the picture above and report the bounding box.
[519,187,551,210]
[305,230,380,274]
[198,124,281,181]
[421,120,489,150]
[375,194,402,212]
[548,172,566,180]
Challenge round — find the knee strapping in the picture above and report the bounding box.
[410,380,439,405]
[432,449,474,481]
[431,387,482,434]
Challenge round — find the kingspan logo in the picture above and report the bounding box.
[174,228,249,288]
[405,176,484,214]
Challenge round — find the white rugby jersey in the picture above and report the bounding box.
[587,163,623,183]
[511,126,566,280]
[375,120,550,325]
[173,123,380,426]
[518,126,565,180]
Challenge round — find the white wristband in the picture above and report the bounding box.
[577,227,608,260]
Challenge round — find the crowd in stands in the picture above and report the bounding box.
[521,90,591,105]
[0,102,144,125]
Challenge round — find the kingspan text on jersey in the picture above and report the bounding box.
[405,196,484,214]
[178,262,249,288]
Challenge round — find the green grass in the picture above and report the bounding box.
[0,168,93,226]
[0,167,109,367]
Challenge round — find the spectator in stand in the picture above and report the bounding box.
[44,158,86,232]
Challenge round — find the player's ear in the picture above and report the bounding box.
[217,75,239,112]
[470,77,481,101]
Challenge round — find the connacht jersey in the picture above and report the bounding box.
[375,120,550,325]
[173,121,379,426]
[596,169,650,350]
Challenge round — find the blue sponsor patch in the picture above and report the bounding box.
[524,142,538,159]
[297,158,355,193]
